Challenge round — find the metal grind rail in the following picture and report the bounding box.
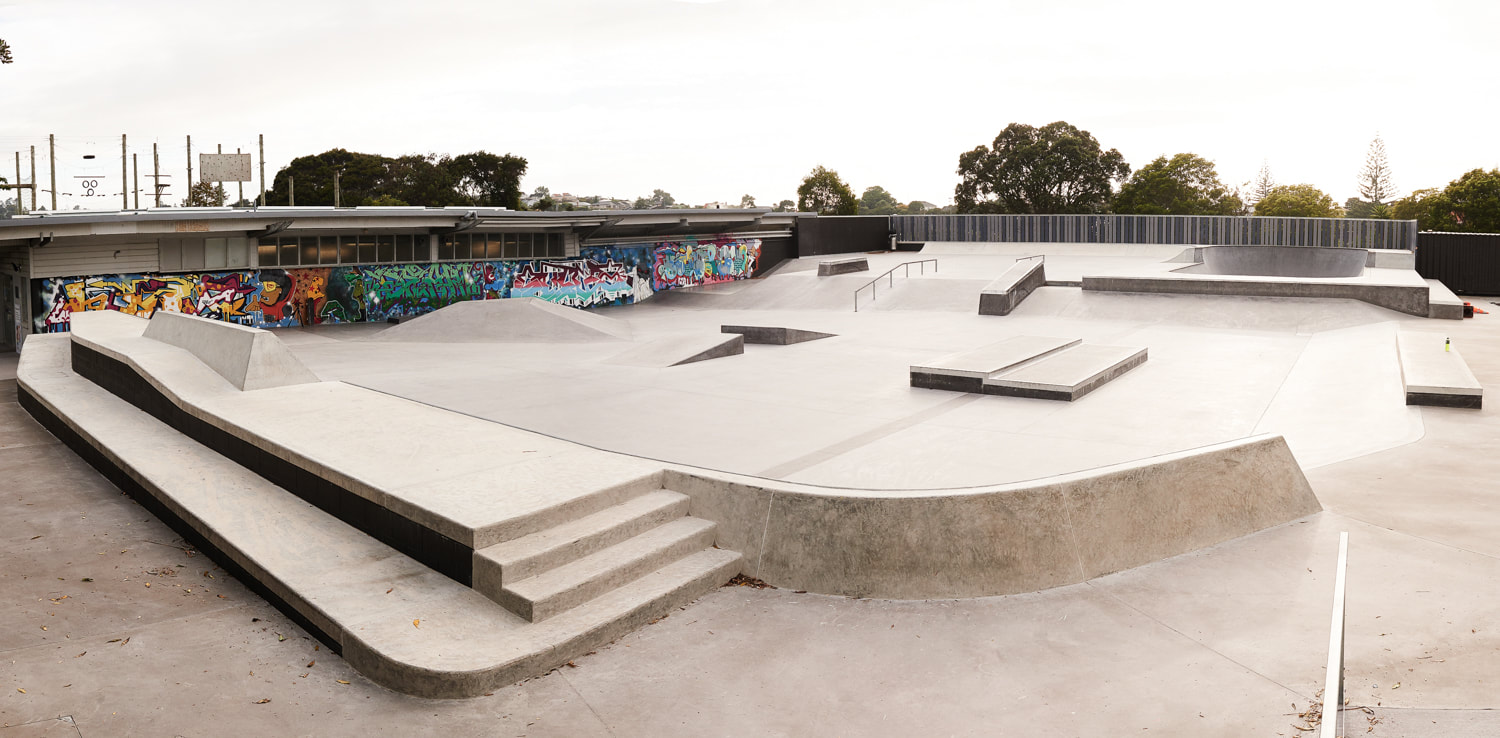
[853,259,938,312]
[1320,531,1350,738]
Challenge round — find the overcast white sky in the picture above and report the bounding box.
[3,0,1498,211]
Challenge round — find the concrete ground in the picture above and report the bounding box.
[5,253,1500,736]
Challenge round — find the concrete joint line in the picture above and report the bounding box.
[755,492,776,578]
[558,669,619,737]
[1056,488,1088,582]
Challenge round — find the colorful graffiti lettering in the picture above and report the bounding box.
[651,239,760,291]
[35,237,764,333]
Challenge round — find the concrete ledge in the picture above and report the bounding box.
[140,311,320,391]
[720,325,836,345]
[817,257,869,276]
[1368,249,1416,269]
[984,345,1147,401]
[667,434,1322,599]
[1425,279,1465,320]
[1082,275,1432,317]
[978,259,1046,316]
[1397,331,1483,408]
[910,336,1079,383]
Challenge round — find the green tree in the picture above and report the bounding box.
[265,149,388,206]
[183,181,227,207]
[1389,188,1441,230]
[1252,184,1342,218]
[1427,168,1500,233]
[1344,198,1377,219]
[797,166,858,215]
[0,39,13,64]
[384,154,459,207]
[1358,135,1397,205]
[1112,153,1243,215]
[739,194,756,208]
[955,121,1129,214]
[632,189,674,209]
[1249,162,1275,205]
[449,151,528,209]
[859,185,902,215]
[773,199,795,212]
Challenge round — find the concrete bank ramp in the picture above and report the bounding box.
[129,311,319,391]
[608,333,745,368]
[372,298,632,343]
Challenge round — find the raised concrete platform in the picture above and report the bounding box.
[817,256,869,276]
[1425,278,1466,320]
[978,258,1046,316]
[142,311,321,391]
[608,333,745,368]
[984,344,1148,401]
[720,325,836,345]
[1397,330,1483,408]
[372,297,633,343]
[910,335,1079,392]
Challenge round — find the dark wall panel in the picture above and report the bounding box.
[893,214,1417,250]
[1416,232,1500,295]
[797,216,892,257]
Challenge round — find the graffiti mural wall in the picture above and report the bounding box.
[35,237,761,333]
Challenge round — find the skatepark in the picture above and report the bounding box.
[5,240,1500,736]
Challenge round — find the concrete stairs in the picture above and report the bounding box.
[17,329,744,697]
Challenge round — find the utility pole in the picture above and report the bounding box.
[186,134,193,186]
[289,176,295,207]
[49,134,57,211]
[121,134,128,209]
[132,153,139,209]
[152,143,161,207]
[334,170,341,207]
[30,145,36,212]
[236,147,244,205]
[258,134,266,206]
[13,152,23,215]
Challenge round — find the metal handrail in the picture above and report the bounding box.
[854,259,938,311]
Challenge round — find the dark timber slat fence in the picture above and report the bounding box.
[892,215,1417,251]
[1415,232,1500,295]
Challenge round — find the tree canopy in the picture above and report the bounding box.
[1252,184,1342,218]
[0,39,12,64]
[264,148,527,208]
[1111,153,1243,215]
[1388,188,1440,230]
[859,186,902,215]
[955,121,1129,214]
[1250,162,1275,205]
[183,181,227,207]
[1424,169,1500,233]
[797,166,858,215]
[632,189,675,209]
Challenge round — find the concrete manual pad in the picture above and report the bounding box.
[910,335,1079,392]
[140,311,321,391]
[371,297,632,343]
[978,258,1045,316]
[984,344,1147,401]
[817,257,868,276]
[606,333,744,368]
[1397,329,1483,407]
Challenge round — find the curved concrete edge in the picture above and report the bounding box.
[665,434,1323,599]
[142,311,321,391]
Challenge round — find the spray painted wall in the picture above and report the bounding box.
[35,237,760,333]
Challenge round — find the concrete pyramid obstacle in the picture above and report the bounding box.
[372,297,632,343]
[720,325,836,345]
[608,333,745,368]
[138,311,320,391]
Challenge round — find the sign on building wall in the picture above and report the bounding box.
[199,153,252,183]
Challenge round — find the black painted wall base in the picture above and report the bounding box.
[17,385,342,654]
[910,372,983,393]
[1407,392,1483,409]
[68,340,474,585]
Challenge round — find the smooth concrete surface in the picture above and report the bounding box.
[1424,278,1465,319]
[1083,271,1434,317]
[372,297,633,343]
[910,335,1079,379]
[1397,329,1483,407]
[1200,244,1367,278]
[1369,249,1416,269]
[606,333,744,368]
[977,258,1045,316]
[139,311,321,392]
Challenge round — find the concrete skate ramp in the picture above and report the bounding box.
[669,433,1321,599]
[608,333,744,368]
[372,298,632,343]
[140,311,320,391]
[1200,245,1366,278]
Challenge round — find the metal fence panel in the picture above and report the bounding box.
[893,214,1417,250]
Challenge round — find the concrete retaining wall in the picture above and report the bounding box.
[667,435,1321,599]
